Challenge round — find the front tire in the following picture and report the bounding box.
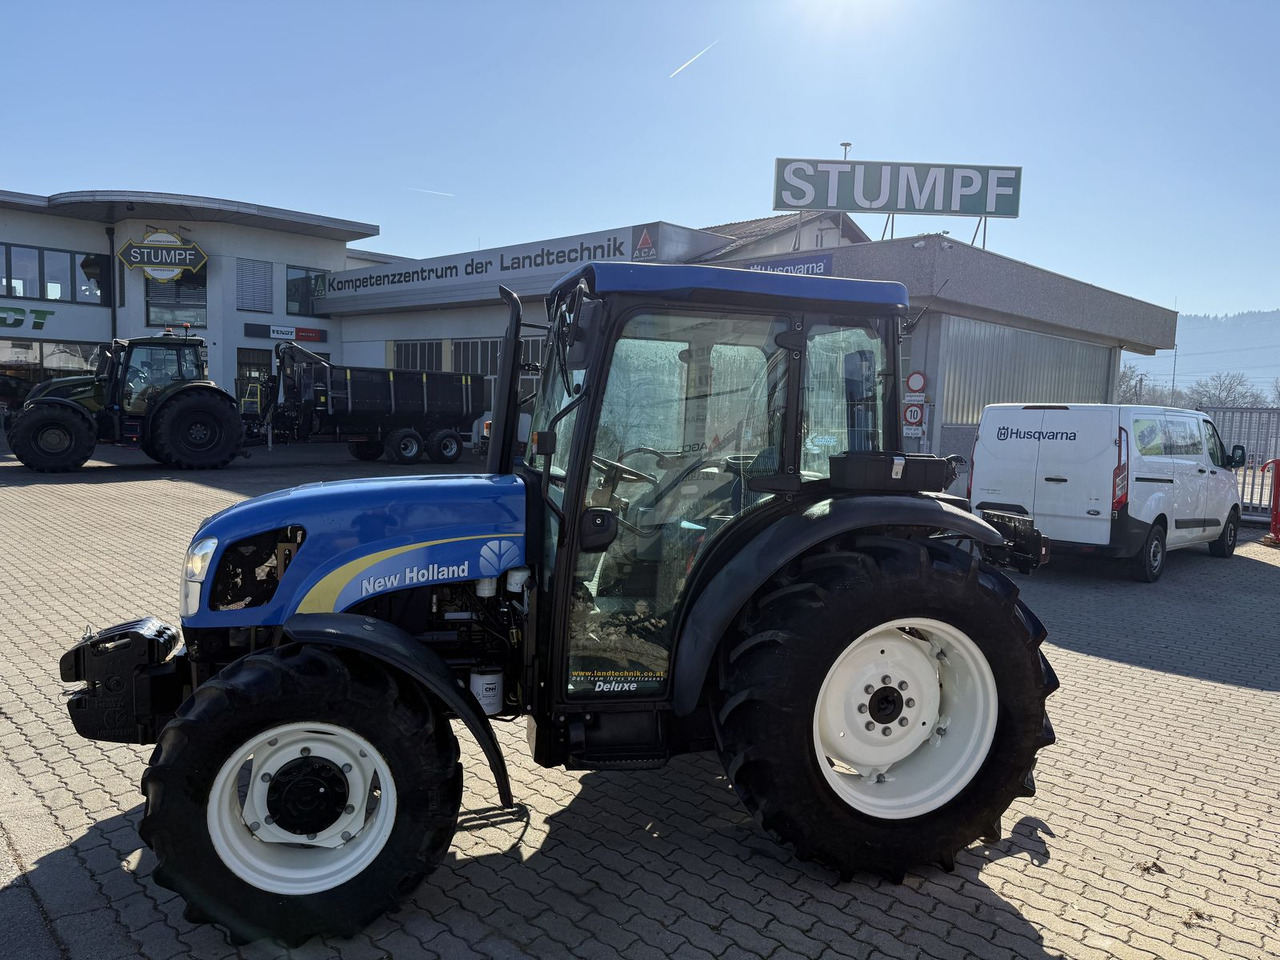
[8,405,96,472]
[712,536,1057,880]
[140,645,462,944]
[1208,510,1238,558]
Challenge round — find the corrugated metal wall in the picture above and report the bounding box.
[941,315,1113,425]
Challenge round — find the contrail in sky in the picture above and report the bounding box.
[405,187,455,197]
[669,40,719,79]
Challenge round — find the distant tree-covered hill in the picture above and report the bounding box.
[1124,309,1280,405]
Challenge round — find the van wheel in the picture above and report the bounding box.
[1130,523,1166,582]
[1208,510,1238,558]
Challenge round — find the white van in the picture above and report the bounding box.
[968,404,1246,581]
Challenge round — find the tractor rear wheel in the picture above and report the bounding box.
[347,440,384,462]
[712,535,1057,881]
[140,644,462,945]
[426,428,463,464]
[8,405,97,472]
[384,427,424,464]
[151,391,243,469]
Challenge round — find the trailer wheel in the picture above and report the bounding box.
[384,428,424,464]
[140,644,462,945]
[8,405,97,472]
[426,429,463,464]
[713,536,1057,881]
[152,391,243,469]
[347,440,384,462]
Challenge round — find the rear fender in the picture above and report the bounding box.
[142,381,236,433]
[282,613,513,807]
[671,495,1005,716]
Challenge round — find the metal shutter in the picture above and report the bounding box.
[236,258,273,312]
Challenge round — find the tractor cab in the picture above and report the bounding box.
[494,263,906,711]
[101,333,208,416]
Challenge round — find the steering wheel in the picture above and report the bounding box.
[590,454,657,486]
[126,365,149,384]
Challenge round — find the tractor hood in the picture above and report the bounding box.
[184,473,528,629]
[24,375,97,404]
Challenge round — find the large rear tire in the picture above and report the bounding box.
[151,391,243,469]
[140,644,462,945]
[8,405,97,472]
[712,535,1057,881]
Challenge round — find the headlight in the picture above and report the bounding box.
[180,537,218,617]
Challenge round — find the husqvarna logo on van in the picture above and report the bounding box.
[996,426,1077,442]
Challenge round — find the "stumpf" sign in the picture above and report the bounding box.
[117,231,208,282]
[774,159,1021,218]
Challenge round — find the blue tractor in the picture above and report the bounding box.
[61,263,1056,944]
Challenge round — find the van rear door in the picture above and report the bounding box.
[971,405,1045,515]
[1032,406,1118,545]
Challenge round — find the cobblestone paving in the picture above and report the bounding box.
[1,443,1277,960]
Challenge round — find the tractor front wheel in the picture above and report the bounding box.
[713,536,1057,880]
[8,405,97,472]
[140,645,462,945]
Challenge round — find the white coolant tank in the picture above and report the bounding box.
[469,668,504,715]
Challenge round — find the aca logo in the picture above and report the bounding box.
[478,539,521,577]
[996,426,1011,441]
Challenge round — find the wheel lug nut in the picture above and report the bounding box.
[265,816,274,825]
[898,717,909,727]
[905,698,915,708]
[864,721,875,731]
[857,704,868,714]
[260,772,272,782]
[307,833,317,841]
[359,750,367,758]
[342,763,352,773]
[300,747,311,756]
[267,738,278,746]
[898,681,908,691]
[248,821,260,832]
[864,684,875,695]
[881,675,892,685]
[341,831,352,841]
[881,726,892,737]
[345,804,355,814]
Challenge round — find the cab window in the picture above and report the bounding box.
[1202,420,1227,468]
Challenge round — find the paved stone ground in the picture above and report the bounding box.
[1,441,1277,960]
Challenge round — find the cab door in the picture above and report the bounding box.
[1201,417,1241,529]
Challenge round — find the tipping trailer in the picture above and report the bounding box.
[241,341,486,464]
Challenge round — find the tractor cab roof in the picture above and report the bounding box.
[550,261,909,312]
[116,333,207,348]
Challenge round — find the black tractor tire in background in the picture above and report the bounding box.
[1208,510,1238,558]
[8,405,97,472]
[151,391,243,469]
[347,440,384,462]
[1130,522,1166,582]
[712,535,1057,881]
[140,644,463,945]
[384,427,424,464]
[426,428,463,465]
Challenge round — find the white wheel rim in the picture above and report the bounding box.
[207,721,398,895]
[812,618,998,820]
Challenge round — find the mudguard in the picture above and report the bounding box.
[282,612,514,807]
[141,381,236,434]
[19,396,97,426]
[670,494,1006,716]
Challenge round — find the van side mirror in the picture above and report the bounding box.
[1231,444,1246,469]
[578,506,618,553]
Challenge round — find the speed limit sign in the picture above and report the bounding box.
[902,403,925,426]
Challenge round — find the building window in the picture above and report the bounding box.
[147,267,208,327]
[236,258,274,312]
[76,254,108,304]
[8,246,39,298]
[0,338,100,405]
[42,250,72,301]
[394,340,444,371]
[286,266,325,316]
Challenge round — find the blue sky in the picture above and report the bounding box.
[6,0,1277,318]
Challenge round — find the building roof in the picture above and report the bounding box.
[557,261,908,309]
[698,211,870,258]
[0,190,378,242]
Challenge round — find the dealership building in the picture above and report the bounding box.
[1,188,1175,459]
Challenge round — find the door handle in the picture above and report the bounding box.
[1198,468,1207,474]
[1043,476,1068,483]
[1210,470,1218,475]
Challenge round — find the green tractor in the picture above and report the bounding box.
[3,331,243,471]
[60,263,1056,944]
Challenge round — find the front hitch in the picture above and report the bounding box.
[981,509,1050,574]
[60,618,188,744]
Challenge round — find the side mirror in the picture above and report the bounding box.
[567,298,602,369]
[578,506,618,553]
[1231,444,1246,469]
